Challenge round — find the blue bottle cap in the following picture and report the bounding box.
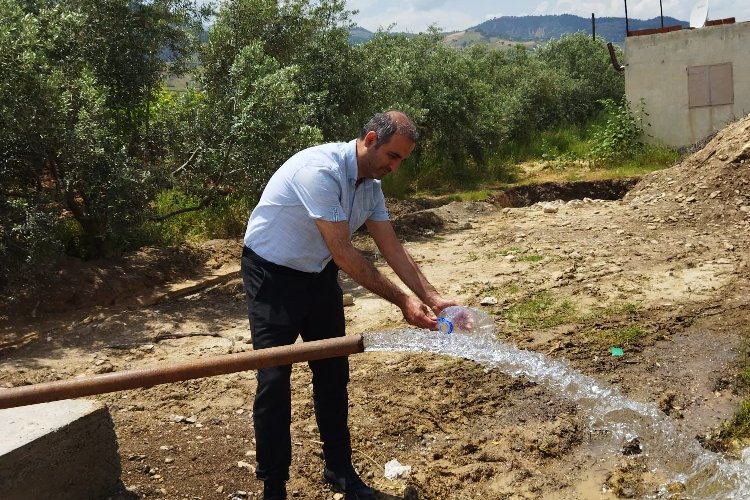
[436,318,453,334]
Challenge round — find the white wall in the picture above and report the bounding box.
[624,22,750,148]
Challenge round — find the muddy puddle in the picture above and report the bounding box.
[364,329,750,499]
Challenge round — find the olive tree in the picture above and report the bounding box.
[174,0,359,206]
[355,29,511,189]
[0,0,204,281]
[535,32,625,122]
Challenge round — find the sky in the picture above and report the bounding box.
[344,0,749,33]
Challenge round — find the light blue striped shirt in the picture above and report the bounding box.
[243,139,389,272]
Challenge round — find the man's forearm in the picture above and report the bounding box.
[333,245,411,307]
[365,219,441,306]
[380,248,439,305]
[316,218,439,329]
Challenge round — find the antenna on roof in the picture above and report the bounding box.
[689,0,709,28]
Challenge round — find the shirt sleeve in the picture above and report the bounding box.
[369,183,390,221]
[291,164,346,222]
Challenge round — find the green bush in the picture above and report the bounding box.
[0,0,205,265]
[590,96,647,160]
[138,190,254,247]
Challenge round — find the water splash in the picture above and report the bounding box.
[363,329,750,499]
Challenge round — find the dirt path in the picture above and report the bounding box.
[1,118,749,499]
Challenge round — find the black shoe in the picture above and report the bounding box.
[323,464,375,500]
[263,480,287,500]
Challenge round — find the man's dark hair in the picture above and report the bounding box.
[360,111,419,147]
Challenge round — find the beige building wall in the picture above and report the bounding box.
[623,22,750,148]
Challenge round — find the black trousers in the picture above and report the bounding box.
[241,246,351,482]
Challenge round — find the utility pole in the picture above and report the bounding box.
[624,0,630,36]
[660,0,664,27]
[592,13,596,40]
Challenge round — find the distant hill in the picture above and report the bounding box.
[348,26,374,45]
[442,30,535,50]
[474,14,688,44]
[349,13,689,47]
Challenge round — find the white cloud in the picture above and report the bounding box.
[540,0,746,23]
[542,0,623,18]
[532,2,550,16]
[412,0,448,8]
[354,5,481,32]
[484,12,506,21]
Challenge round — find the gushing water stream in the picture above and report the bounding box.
[363,329,750,499]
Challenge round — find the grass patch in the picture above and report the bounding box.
[495,116,679,187]
[615,302,642,315]
[717,332,750,447]
[718,401,750,445]
[488,248,544,262]
[381,116,679,199]
[521,254,544,263]
[468,284,522,303]
[465,252,479,262]
[584,302,642,322]
[593,144,680,178]
[139,189,252,246]
[495,247,522,256]
[451,190,494,202]
[505,292,577,329]
[581,302,646,347]
[595,325,647,347]
[406,189,494,204]
[497,123,592,164]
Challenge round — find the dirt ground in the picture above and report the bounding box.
[1,116,750,499]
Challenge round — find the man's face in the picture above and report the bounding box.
[362,132,415,180]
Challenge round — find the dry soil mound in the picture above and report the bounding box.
[624,115,750,224]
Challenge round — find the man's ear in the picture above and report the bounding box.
[363,130,378,148]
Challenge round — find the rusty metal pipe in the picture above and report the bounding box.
[607,42,625,72]
[0,335,364,410]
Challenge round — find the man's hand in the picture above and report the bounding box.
[314,218,452,332]
[401,296,438,330]
[425,295,459,315]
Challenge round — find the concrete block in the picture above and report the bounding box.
[0,399,121,500]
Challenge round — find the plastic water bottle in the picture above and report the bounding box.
[436,306,495,336]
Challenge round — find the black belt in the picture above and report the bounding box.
[241,245,256,259]
[242,245,284,269]
[242,246,326,276]
[242,246,332,276]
